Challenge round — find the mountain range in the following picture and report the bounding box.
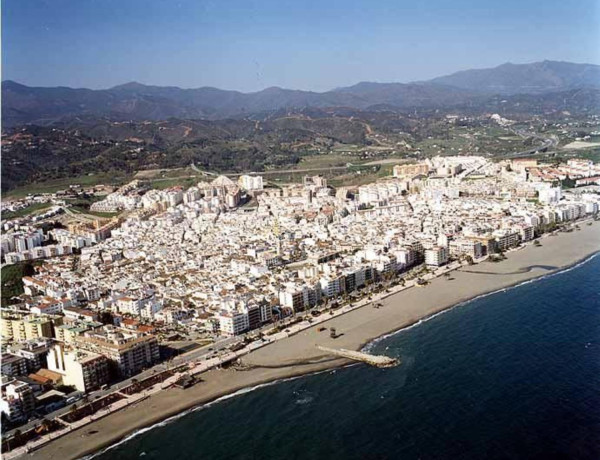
[3,60,599,126]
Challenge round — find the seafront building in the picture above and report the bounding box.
[74,327,160,377]
[1,156,599,431]
[46,343,110,392]
[4,157,598,342]
[425,246,449,266]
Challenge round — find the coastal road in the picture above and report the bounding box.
[9,298,359,437]
[8,334,244,437]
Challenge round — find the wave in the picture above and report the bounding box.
[83,363,357,459]
[84,251,599,458]
[362,251,599,353]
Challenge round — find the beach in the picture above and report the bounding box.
[25,222,600,460]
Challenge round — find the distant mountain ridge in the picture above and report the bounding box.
[429,60,600,94]
[3,60,599,126]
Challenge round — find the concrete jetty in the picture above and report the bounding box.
[317,345,399,368]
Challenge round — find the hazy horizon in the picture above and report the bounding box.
[3,0,599,92]
[3,58,600,93]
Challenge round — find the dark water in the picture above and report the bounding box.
[94,254,600,460]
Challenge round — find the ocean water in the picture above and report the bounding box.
[94,254,600,460]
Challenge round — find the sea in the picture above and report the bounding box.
[92,253,600,460]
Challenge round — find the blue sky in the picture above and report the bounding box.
[2,0,599,92]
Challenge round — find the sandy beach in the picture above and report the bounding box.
[24,222,600,460]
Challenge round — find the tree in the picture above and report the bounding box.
[39,418,52,434]
[99,311,114,325]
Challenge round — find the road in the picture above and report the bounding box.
[190,163,219,177]
[61,206,98,223]
[7,334,242,437]
[191,162,350,178]
[6,257,459,441]
[7,275,391,437]
[505,130,558,159]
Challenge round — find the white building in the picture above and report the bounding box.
[238,175,264,191]
[425,246,449,266]
[448,239,483,259]
[46,343,110,392]
[0,380,36,422]
[538,186,562,204]
[218,311,249,336]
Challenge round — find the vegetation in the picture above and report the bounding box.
[55,384,76,394]
[1,262,39,306]
[3,91,599,194]
[4,172,131,198]
[1,202,53,219]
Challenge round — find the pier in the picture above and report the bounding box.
[317,346,399,368]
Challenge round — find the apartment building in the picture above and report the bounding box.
[218,311,249,336]
[238,175,264,191]
[75,328,160,377]
[425,246,449,266]
[279,283,321,313]
[115,296,162,320]
[319,274,346,298]
[494,231,520,251]
[448,239,483,259]
[47,343,110,392]
[517,225,535,242]
[1,314,62,343]
[1,353,28,377]
[393,163,430,178]
[0,380,36,422]
[8,339,52,373]
[4,244,73,264]
[55,322,102,344]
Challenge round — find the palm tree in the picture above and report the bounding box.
[39,418,53,434]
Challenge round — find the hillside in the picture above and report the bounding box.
[429,60,600,94]
[3,61,599,126]
[1,115,370,192]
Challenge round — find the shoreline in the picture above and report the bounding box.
[362,248,600,353]
[23,222,600,460]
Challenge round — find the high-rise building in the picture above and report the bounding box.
[8,339,52,372]
[0,380,36,422]
[47,344,110,392]
[424,246,449,266]
[75,327,160,377]
[1,353,28,377]
[218,311,249,336]
[1,314,62,343]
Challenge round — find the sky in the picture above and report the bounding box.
[2,0,599,92]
